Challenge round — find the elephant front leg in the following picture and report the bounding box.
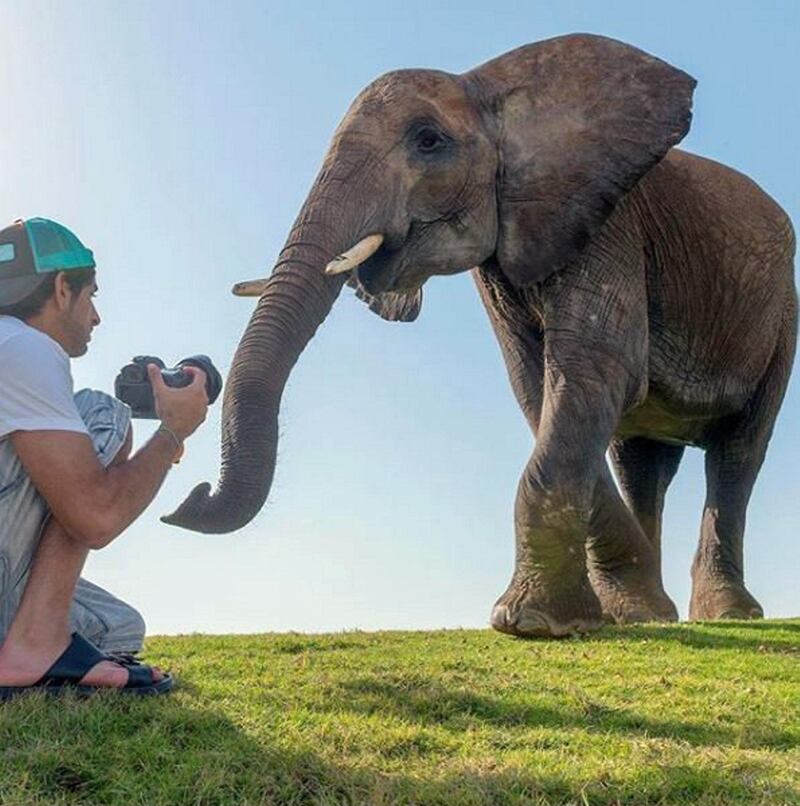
[492,455,605,637]
[586,465,678,624]
[587,437,684,624]
[478,241,652,637]
[491,368,629,637]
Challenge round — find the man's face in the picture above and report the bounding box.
[62,279,101,357]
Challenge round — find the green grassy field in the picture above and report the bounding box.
[0,621,798,806]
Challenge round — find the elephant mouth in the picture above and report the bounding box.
[324,222,429,296]
[356,244,401,295]
[356,222,430,295]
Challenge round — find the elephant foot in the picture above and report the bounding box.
[589,560,678,625]
[689,575,763,620]
[490,575,604,638]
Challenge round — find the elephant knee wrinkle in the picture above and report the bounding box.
[519,468,595,516]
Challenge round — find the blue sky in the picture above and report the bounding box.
[1,1,797,634]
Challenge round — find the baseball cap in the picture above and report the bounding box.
[0,217,96,306]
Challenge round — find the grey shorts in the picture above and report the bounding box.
[0,390,145,652]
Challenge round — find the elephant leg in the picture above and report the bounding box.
[690,317,795,621]
[476,269,600,636]
[587,436,683,623]
[475,255,657,637]
[489,330,647,638]
[690,438,766,620]
[586,462,679,624]
[609,437,684,564]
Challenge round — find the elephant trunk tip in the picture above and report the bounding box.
[161,481,248,534]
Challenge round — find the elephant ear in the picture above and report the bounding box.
[346,274,422,322]
[470,34,696,287]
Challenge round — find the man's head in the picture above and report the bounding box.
[0,218,100,356]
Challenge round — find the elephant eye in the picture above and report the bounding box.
[414,126,448,154]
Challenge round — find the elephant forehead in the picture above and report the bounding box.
[352,69,477,128]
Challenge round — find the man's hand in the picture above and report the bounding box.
[147,364,209,442]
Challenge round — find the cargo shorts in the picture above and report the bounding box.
[0,390,145,653]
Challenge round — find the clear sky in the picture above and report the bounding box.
[1,1,797,635]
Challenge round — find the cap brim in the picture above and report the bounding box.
[0,274,48,306]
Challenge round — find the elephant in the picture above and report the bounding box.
[165,34,797,638]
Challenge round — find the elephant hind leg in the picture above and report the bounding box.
[586,463,679,625]
[691,304,796,620]
[609,436,684,566]
[690,436,767,620]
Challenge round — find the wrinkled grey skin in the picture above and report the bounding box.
[166,34,797,638]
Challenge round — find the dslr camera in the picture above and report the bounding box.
[114,355,223,419]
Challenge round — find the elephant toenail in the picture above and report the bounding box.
[516,610,550,633]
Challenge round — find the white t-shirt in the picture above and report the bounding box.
[0,315,88,440]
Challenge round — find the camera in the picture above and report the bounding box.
[114,355,223,419]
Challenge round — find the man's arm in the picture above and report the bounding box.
[11,365,208,549]
[13,428,178,548]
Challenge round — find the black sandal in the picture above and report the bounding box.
[0,633,173,701]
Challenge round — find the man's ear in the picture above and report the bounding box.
[468,34,695,287]
[52,271,72,310]
[347,274,422,322]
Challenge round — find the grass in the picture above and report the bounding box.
[0,620,798,806]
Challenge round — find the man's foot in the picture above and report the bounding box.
[0,634,163,688]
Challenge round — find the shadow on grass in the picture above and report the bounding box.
[331,675,798,751]
[693,620,800,634]
[0,691,794,806]
[580,621,800,654]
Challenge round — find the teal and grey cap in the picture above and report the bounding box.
[0,217,95,306]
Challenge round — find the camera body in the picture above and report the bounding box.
[114,355,223,419]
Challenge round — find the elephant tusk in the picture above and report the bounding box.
[324,234,384,275]
[232,279,269,297]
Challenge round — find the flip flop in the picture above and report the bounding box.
[0,633,173,701]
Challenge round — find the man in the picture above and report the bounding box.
[0,217,208,697]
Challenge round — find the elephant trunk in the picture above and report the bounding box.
[163,188,362,533]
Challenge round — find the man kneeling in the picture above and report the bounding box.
[0,217,207,698]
